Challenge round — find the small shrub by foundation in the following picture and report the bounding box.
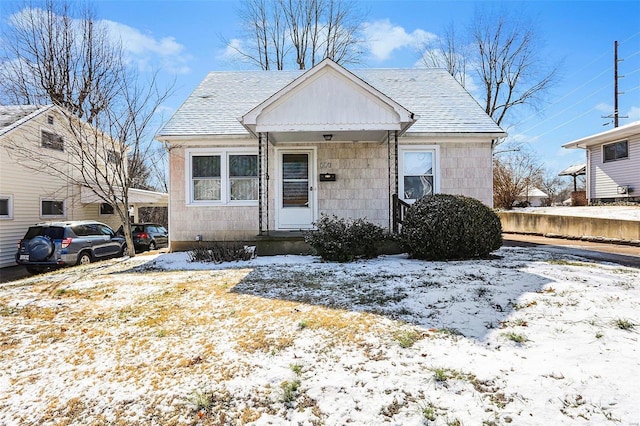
[188,242,256,263]
[304,214,385,262]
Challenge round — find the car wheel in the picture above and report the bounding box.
[120,245,130,257]
[148,241,156,251]
[77,252,92,266]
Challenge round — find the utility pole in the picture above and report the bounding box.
[602,41,627,127]
[614,40,620,127]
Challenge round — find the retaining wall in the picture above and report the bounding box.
[498,211,640,245]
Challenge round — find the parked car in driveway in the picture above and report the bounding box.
[16,221,128,274]
[131,223,168,252]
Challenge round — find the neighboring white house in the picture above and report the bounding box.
[156,59,506,251]
[517,187,549,207]
[0,105,168,268]
[563,121,640,203]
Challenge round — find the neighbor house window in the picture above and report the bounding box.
[0,195,13,219]
[603,140,628,162]
[100,203,115,215]
[188,149,258,204]
[41,199,65,217]
[41,130,63,151]
[400,146,439,201]
[107,150,121,164]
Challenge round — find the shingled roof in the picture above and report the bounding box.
[0,105,52,136]
[157,67,504,138]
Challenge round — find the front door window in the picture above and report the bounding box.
[282,153,309,207]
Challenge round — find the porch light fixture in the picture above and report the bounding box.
[323,134,333,141]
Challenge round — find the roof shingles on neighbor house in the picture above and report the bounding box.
[158,68,503,138]
[0,105,48,135]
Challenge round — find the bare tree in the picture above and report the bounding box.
[0,0,124,124]
[419,23,467,88]
[493,146,544,209]
[420,6,559,135]
[1,0,172,256]
[229,0,364,70]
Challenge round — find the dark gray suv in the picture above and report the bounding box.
[16,221,129,274]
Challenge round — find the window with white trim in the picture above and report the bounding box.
[41,130,63,151]
[399,146,439,201]
[0,195,13,219]
[41,199,65,217]
[188,149,258,204]
[603,140,628,162]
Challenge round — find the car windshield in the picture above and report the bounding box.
[24,226,65,240]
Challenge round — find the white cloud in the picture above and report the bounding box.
[9,8,191,75]
[362,19,436,62]
[595,102,612,114]
[221,38,247,61]
[626,106,640,121]
[102,20,191,74]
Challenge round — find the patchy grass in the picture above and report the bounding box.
[0,249,638,425]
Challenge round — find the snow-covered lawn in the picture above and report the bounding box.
[1,247,638,425]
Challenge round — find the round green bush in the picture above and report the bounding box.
[400,194,502,260]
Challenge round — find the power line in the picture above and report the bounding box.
[512,32,640,131]
[518,82,610,135]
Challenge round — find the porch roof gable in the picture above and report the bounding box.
[240,59,415,137]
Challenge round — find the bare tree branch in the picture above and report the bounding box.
[230,0,364,70]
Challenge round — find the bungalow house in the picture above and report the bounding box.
[0,105,168,268]
[156,59,506,252]
[562,121,639,203]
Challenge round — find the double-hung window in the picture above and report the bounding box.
[188,149,258,204]
[399,146,439,202]
[603,140,628,162]
[192,155,222,201]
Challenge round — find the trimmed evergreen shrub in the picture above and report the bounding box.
[304,214,385,262]
[400,194,502,260]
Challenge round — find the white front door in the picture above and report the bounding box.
[277,149,315,229]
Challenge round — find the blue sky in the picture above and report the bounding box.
[4,0,640,176]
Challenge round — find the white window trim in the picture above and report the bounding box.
[40,198,66,218]
[0,194,13,220]
[185,147,259,206]
[398,145,440,202]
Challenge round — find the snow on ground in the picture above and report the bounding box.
[515,205,640,221]
[1,247,639,425]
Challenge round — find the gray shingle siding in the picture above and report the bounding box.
[158,68,502,137]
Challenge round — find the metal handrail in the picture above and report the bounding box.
[392,194,411,233]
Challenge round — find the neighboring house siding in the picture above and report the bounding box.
[0,110,122,268]
[588,136,640,200]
